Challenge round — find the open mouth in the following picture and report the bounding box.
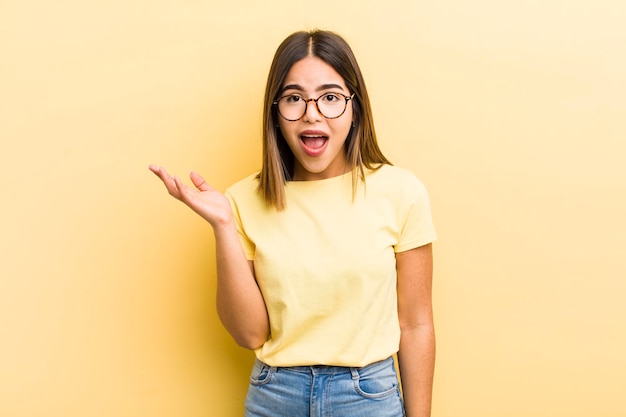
[300,134,328,150]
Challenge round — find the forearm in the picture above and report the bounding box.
[213,221,269,349]
[148,166,269,347]
[397,324,436,417]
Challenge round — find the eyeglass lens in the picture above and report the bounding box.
[277,93,350,121]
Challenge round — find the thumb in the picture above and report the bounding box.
[189,171,212,192]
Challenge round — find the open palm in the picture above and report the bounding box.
[149,165,233,228]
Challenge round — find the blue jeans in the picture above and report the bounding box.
[244,356,405,417]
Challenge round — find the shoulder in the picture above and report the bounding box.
[224,172,264,208]
[225,172,260,196]
[367,164,428,193]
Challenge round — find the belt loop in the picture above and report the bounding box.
[349,367,359,380]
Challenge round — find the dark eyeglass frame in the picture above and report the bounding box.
[273,92,355,122]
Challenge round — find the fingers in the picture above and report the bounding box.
[190,171,213,192]
[149,165,215,198]
[149,164,170,181]
[149,165,182,198]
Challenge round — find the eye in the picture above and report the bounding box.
[321,93,341,103]
[283,94,303,104]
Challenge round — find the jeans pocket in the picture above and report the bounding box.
[352,360,400,399]
[249,360,276,386]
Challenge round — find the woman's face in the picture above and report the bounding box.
[277,56,353,181]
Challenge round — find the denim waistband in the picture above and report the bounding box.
[257,356,393,376]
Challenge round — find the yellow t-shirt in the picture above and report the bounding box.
[225,164,437,367]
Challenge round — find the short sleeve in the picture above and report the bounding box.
[225,190,256,260]
[394,175,437,253]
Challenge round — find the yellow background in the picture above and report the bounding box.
[1,1,624,416]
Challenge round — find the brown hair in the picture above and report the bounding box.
[257,30,391,209]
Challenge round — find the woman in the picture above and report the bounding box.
[150,30,437,417]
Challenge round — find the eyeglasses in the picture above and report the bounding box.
[274,92,354,121]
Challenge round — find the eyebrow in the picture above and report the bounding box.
[281,83,346,93]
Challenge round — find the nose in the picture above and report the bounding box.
[302,98,323,123]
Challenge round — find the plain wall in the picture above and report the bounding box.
[1,0,624,416]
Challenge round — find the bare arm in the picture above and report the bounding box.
[149,165,269,349]
[396,243,435,417]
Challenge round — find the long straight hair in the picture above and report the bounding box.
[258,30,390,210]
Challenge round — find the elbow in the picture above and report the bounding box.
[216,308,270,350]
[228,323,269,350]
[233,332,267,350]
[399,322,436,339]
